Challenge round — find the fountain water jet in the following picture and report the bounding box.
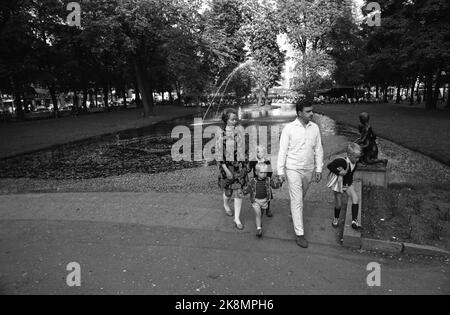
[202,60,255,122]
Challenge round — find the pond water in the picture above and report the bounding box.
[0,104,357,180]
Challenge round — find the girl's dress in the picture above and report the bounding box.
[327,157,357,193]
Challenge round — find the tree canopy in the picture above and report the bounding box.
[0,0,449,117]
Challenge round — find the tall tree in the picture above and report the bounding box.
[277,0,352,97]
[244,0,285,105]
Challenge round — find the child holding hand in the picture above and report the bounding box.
[244,163,283,238]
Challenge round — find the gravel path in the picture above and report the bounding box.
[1,135,449,195]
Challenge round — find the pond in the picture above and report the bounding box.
[0,103,357,180]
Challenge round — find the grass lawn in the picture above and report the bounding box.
[0,106,201,159]
[314,103,450,166]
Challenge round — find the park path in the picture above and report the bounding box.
[0,190,449,294]
[0,191,342,246]
[0,106,201,159]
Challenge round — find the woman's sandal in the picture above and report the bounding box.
[234,222,244,230]
[225,210,233,217]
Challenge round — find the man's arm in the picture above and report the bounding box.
[277,125,290,176]
[314,126,324,174]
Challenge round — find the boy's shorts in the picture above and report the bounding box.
[252,198,269,211]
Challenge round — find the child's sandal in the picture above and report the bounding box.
[256,228,263,238]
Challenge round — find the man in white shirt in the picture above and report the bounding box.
[277,99,324,248]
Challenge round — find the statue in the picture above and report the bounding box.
[355,112,388,166]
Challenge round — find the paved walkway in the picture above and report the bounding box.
[0,106,201,159]
[0,191,448,294]
[0,191,342,246]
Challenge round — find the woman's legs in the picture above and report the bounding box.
[223,192,232,215]
[234,197,243,226]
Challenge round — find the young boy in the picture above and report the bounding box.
[327,143,362,230]
[248,145,274,217]
[244,163,283,238]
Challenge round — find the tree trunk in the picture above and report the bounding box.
[169,88,174,104]
[135,85,142,108]
[425,73,435,109]
[95,89,98,107]
[134,59,153,116]
[11,78,24,120]
[175,82,182,106]
[103,83,109,108]
[82,87,88,109]
[160,90,165,105]
[73,92,79,110]
[14,91,24,120]
[383,84,388,103]
[431,69,442,109]
[122,89,127,109]
[89,90,95,108]
[376,85,379,99]
[264,88,269,105]
[176,89,182,106]
[49,84,59,118]
[301,50,307,82]
[396,85,401,104]
[441,84,446,106]
[409,77,416,106]
[446,83,450,108]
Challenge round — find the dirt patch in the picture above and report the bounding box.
[362,185,450,251]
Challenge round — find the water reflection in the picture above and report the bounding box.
[222,103,340,138]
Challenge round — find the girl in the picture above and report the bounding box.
[327,143,362,229]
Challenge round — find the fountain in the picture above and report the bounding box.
[202,60,256,122]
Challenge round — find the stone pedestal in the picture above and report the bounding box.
[354,162,388,188]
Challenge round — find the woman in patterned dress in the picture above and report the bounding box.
[217,108,249,230]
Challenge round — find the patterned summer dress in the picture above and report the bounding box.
[217,125,249,198]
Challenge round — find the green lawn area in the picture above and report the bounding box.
[0,106,200,159]
[314,103,450,166]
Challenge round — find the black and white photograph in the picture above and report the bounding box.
[0,0,449,298]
